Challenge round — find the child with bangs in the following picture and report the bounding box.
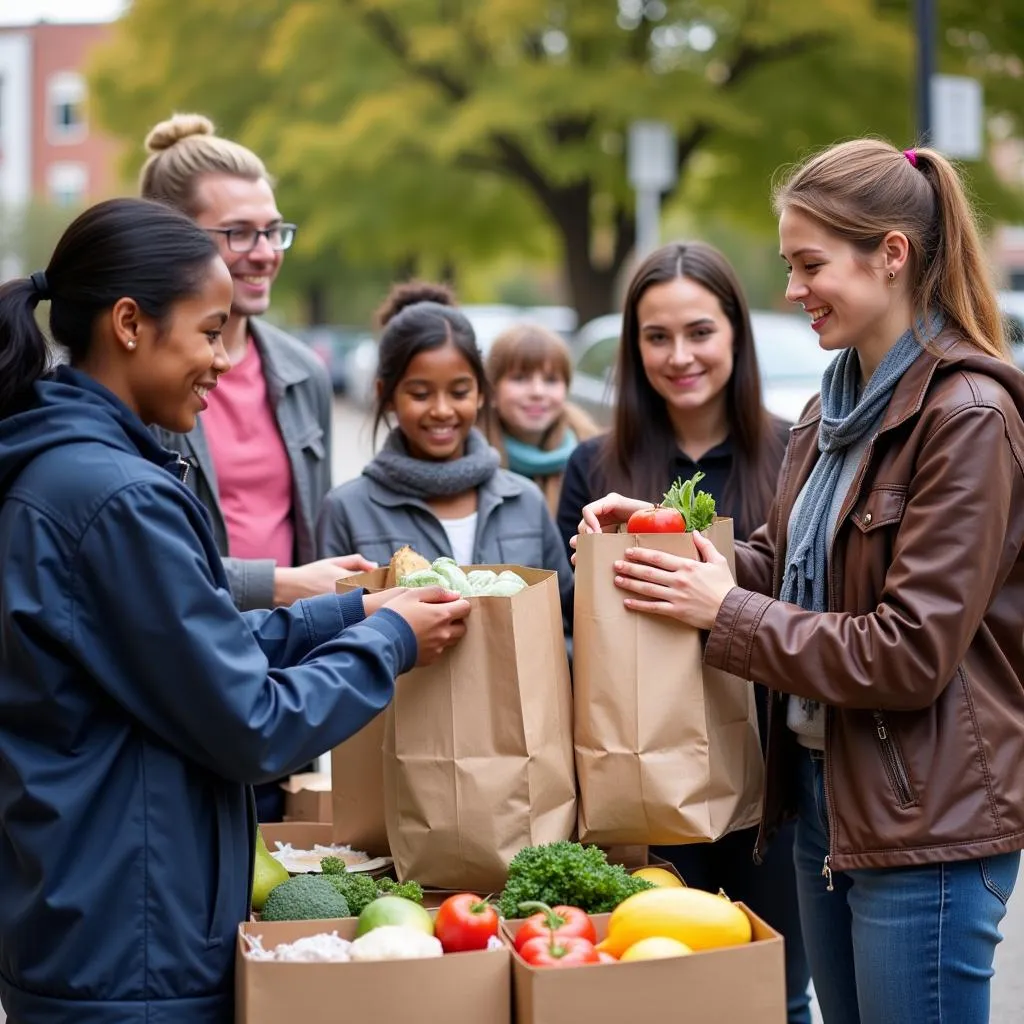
[484,324,600,516]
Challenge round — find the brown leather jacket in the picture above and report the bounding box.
[704,335,1024,874]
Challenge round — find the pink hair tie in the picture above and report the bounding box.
[903,148,919,168]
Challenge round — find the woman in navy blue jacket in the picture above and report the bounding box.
[0,198,469,1024]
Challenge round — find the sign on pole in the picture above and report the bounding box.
[628,121,677,258]
[931,75,984,161]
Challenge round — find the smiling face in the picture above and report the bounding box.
[493,364,568,445]
[635,276,734,425]
[192,173,283,318]
[125,256,234,432]
[779,206,898,354]
[387,340,484,462]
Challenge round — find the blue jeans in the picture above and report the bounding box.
[794,748,1019,1024]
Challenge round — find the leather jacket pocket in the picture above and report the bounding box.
[872,711,919,808]
[851,484,907,533]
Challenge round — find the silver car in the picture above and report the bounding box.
[569,310,835,426]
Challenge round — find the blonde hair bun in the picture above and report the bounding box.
[144,113,216,155]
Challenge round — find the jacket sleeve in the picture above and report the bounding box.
[221,556,277,612]
[241,590,368,668]
[70,480,417,783]
[734,522,777,597]
[556,442,596,559]
[316,487,355,558]
[705,403,1022,711]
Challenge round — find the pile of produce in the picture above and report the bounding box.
[496,841,654,918]
[401,557,528,597]
[510,887,753,968]
[626,470,716,534]
[244,892,503,964]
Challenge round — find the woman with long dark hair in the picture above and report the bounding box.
[557,241,810,1023]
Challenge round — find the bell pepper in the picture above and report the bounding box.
[518,933,600,968]
[515,902,597,952]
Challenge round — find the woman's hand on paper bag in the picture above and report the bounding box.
[613,531,735,629]
[382,586,472,666]
[569,492,654,564]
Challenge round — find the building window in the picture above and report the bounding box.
[47,162,88,206]
[47,72,87,144]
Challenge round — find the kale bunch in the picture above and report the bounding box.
[497,841,654,918]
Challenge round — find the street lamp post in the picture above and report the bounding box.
[915,0,935,142]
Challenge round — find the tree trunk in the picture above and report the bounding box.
[305,282,328,325]
[551,183,634,325]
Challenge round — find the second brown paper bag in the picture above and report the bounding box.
[573,520,763,846]
[338,565,576,891]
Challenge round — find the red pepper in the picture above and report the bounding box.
[514,902,598,952]
[518,933,601,968]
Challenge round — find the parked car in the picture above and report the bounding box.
[998,292,1024,369]
[343,304,579,409]
[569,310,835,426]
[289,325,373,394]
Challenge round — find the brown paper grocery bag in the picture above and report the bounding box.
[377,565,576,891]
[329,570,395,858]
[573,519,763,846]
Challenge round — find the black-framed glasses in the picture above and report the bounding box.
[206,223,297,253]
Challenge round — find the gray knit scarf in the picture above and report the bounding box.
[781,313,942,614]
[362,427,500,499]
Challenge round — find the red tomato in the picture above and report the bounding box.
[519,934,601,968]
[626,507,686,533]
[434,893,499,953]
[514,902,598,952]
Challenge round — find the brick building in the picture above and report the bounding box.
[0,20,122,209]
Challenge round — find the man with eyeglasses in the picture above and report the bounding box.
[140,115,375,819]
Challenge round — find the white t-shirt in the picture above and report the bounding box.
[439,512,478,567]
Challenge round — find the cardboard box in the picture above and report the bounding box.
[236,917,510,1024]
[280,771,332,823]
[503,904,785,1024]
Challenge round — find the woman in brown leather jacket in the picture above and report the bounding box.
[577,141,1024,1023]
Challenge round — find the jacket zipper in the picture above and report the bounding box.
[819,433,879,890]
[872,711,915,805]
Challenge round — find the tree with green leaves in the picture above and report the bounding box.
[90,0,1024,322]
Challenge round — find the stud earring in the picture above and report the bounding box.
[127,341,136,350]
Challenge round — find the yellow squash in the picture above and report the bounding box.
[603,887,752,958]
[631,866,685,888]
[619,936,692,961]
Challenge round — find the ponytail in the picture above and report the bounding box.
[913,148,1007,360]
[0,277,54,417]
[774,138,1009,361]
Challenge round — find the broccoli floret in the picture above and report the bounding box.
[261,874,351,922]
[376,877,425,904]
[322,872,382,915]
[319,856,349,876]
[497,841,654,918]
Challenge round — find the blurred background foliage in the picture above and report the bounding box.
[84,0,1024,325]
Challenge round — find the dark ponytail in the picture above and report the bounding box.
[0,197,218,418]
[0,278,53,416]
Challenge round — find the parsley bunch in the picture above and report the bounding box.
[497,841,654,917]
[662,471,716,532]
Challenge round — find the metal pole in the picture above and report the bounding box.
[915,0,935,143]
[635,188,660,260]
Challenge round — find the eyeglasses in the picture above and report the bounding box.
[206,223,297,253]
